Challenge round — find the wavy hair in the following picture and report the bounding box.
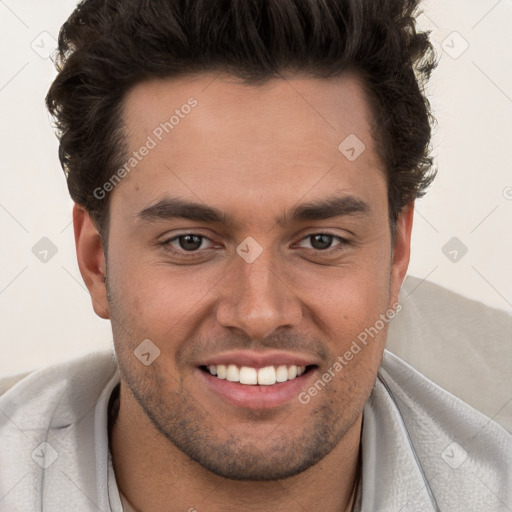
[46,0,438,237]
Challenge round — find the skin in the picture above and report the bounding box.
[74,71,413,512]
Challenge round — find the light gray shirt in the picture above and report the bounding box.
[0,348,510,511]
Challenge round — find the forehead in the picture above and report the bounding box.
[113,71,387,223]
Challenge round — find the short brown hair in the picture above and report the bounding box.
[46,0,438,238]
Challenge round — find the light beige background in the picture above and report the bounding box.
[1,0,511,376]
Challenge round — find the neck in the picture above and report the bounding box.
[110,383,362,512]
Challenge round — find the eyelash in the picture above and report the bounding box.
[161,233,351,258]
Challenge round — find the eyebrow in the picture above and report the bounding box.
[137,195,370,228]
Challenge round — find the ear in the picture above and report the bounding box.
[389,201,414,305]
[73,204,110,319]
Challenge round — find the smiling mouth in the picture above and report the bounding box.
[199,364,316,386]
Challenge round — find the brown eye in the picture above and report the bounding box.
[175,234,204,251]
[298,234,342,251]
[309,234,334,250]
[164,234,212,253]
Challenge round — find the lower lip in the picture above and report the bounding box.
[199,368,316,410]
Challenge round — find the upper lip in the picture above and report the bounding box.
[198,350,320,369]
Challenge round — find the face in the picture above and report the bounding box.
[77,71,412,481]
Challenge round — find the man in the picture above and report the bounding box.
[0,0,510,510]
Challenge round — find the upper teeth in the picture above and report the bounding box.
[208,364,306,385]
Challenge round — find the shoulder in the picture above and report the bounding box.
[0,371,32,396]
[387,276,512,432]
[0,350,119,510]
[0,350,117,429]
[376,350,512,508]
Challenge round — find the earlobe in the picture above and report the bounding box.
[390,202,414,304]
[73,204,110,319]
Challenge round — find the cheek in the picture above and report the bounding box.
[294,255,391,376]
[109,246,179,310]
[107,257,225,355]
[108,223,392,341]
[300,260,390,324]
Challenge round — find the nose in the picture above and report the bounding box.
[215,251,303,340]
